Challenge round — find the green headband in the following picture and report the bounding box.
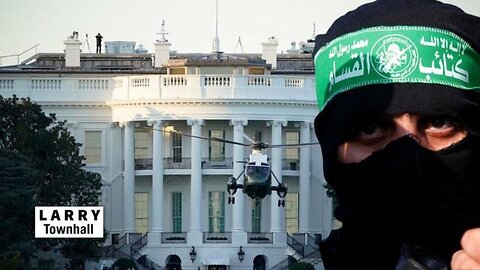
[314,26,480,111]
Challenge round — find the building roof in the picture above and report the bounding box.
[0,50,314,75]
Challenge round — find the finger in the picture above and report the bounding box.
[451,250,480,270]
[461,228,480,262]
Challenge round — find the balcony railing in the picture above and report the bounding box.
[201,158,233,169]
[135,158,234,170]
[1,74,316,103]
[203,232,232,243]
[282,159,300,170]
[135,158,299,171]
[161,232,187,243]
[247,232,273,244]
[135,158,191,170]
[153,231,275,244]
[164,157,192,169]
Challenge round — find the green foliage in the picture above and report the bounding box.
[111,257,138,270]
[0,253,22,270]
[0,149,38,269]
[61,238,106,270]
[324,183,338,209]
[0,95,104,269]
[288,261,315,270]
[323,184,336,199]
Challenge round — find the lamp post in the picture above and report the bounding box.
[238,246,245,262]
[189,246,197,263]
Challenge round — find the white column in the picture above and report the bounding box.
[268,120,287,233]
[298,121,312,233]
[149,120,164,245]
[187,119,204,244]
[123,121,135,235]
[230,120,248,242]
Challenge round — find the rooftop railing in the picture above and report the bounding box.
[0,74,316,103]
[0,44,39,67]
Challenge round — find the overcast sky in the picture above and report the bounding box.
[0,0,479,65]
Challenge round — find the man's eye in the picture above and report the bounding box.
[356,123,391,144]
[360,124,377,135]
[429,117,447,128]
[422,115,461,137]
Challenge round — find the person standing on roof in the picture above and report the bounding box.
[95,33,103,54]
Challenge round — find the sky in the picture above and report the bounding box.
[0,0,479,66]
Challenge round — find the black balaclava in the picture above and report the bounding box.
[313,0,480,269]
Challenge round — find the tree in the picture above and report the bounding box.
[289,262,315,270]
[0,253,23,270]
[0,149,38,269]
[0,95,104,269]
[111,258,138,270]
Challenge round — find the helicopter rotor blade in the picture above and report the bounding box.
[270,170,282,186]
[236,160,248,164]
[237,129,255,144]
[268,142,320,148]
[144,127,251,147]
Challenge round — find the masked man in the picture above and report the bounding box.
[312,0,480,268]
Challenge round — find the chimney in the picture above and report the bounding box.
[154,40,171,68]
[262,36,279,69]
[154,20,171,68]
[64,32,82,68]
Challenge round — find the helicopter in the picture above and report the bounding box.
[226,140,288,207]
[148,127,319,207]
[224,137,319,207]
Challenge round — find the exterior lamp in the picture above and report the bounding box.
[227,177,237,195]
[238,246,245,262]
[189,246,197,262]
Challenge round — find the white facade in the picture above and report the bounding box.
[0,51,333,269]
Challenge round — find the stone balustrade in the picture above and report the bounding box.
[0,74,316,102]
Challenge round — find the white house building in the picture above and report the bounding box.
[0,32,333,270]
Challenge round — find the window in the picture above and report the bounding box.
[85,131,102,164]
[172,132,182,163]
[169,67,186,75]
[208,191,225,233]
[248,67,265,75]
[252,202,262,233]
[285,192,299,234]
[209,130,225,161]
[135,130,149,159]
[172,192,182,233]
[135,192,149,234]
[285,131,299,160]
[252,131,262,142]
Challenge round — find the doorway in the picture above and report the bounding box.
[253,255,266,270]
[165,255,181,270]
[207,266,227,270]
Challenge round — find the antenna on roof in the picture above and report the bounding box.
[157,20,169,42]
[212,0,221,53]
[81,34,91,53]
[312,23,316,40]
[215,0,219,39]
[234,36,244,53]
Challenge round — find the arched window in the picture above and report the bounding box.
[253,255,266,270]
[165,254,181,270]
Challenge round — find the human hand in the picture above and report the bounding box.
[451,228,480,269]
